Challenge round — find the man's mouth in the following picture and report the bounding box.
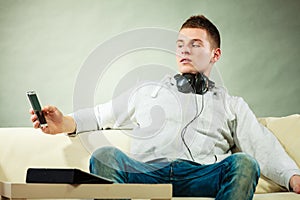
[180,58,192,64]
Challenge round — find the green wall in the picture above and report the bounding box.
[0,0,299,127]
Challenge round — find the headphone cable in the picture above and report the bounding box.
[181,91,205,161]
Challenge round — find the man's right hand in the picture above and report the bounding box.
[30,105,76,135]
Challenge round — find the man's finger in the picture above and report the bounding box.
[41,126,49,133]
[42,105,56,113]
[31,114,38,122]
[41,126,56,135]
[29,108,34,114]
[33,121,40,129]
[294,185,300,194]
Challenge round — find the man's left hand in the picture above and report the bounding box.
[290,175,300,194]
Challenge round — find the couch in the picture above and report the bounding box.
[0,114,299,199]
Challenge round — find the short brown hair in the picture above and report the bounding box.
[180,15,220,49]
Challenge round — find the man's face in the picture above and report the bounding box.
[176,28,217,75]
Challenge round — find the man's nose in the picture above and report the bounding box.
[181,45,191,55]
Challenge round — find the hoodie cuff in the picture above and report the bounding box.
[68,107,99,135]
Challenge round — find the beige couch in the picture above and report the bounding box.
[0,114,299,199]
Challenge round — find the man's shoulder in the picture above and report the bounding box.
[211,85,230,98]
[210,86,248,107]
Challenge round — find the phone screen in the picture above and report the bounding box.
[27,91,48,127]
[27,91,42,111]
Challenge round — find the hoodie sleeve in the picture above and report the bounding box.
[70,89,137,134]
[229,96,300,190]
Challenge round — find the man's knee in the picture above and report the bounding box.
[229,153,260,178]
[217,153,260,200]
[90,146,125,173]
[89,146,130,184]
[91,146,122,161]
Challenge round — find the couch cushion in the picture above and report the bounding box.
[0,128,90,182]
[258,114,300,167]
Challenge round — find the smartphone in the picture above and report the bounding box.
[27,91,48,128]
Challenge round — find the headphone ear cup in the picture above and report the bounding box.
[175,73,212,95]
[195,73,207,94]
[174,74,194,93]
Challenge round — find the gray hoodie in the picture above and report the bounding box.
[71,74,300,190]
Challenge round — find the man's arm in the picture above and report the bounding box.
[229,96,300,192]
[30,90,137,135]
[69,89,137,134]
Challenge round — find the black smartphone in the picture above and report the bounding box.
[27,91,48,128]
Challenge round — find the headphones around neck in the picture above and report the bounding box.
[174,73,215,95]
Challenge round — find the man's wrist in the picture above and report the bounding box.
[63,116,77,134]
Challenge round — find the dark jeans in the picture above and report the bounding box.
[90,146,260,200]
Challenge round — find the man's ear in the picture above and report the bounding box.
[211,48,221,63]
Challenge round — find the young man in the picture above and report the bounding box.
[30,15,300,199]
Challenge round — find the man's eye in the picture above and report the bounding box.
[177,44,183,48]
[192,44,200,47]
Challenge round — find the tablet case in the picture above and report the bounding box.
[26,168,113,184]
